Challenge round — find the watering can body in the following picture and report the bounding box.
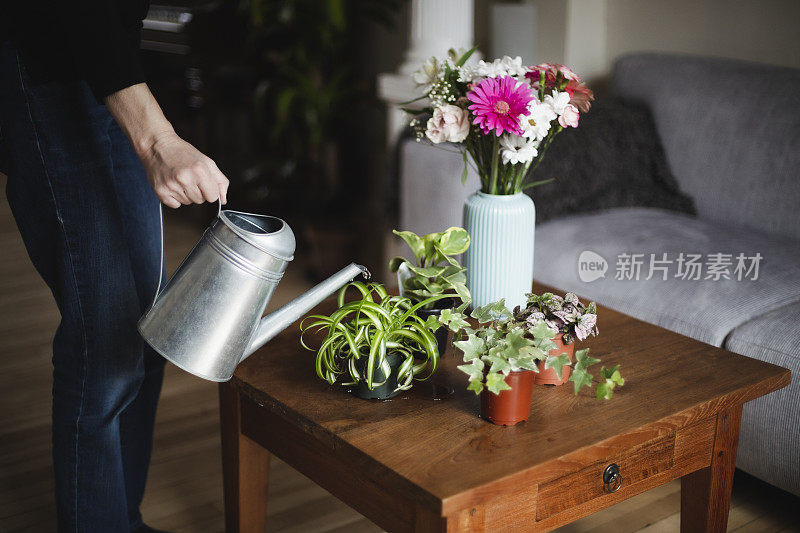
[138,210,366,382]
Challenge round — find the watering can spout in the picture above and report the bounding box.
[242,263,370,360]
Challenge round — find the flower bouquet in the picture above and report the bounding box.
[405,49,594,309]
[408,49,594,195]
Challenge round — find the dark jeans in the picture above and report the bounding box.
[0,43,164,532]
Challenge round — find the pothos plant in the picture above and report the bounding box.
[435,300,625,399]
[300,282,448,393]
[388,227,471,310]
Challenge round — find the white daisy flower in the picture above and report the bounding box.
[499,134,538,165]
[520,101,556,141]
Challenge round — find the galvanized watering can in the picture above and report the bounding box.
[138,207,368,382]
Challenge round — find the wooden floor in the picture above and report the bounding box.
[1,177,798,532]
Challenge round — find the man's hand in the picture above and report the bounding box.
[139,132,228,209]
[104,83,229,209]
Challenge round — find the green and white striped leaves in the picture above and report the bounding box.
[301,282,446,394]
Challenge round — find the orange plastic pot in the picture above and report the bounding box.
[480,370,535,426]
[534,334,575,386]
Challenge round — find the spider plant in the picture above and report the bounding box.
[300,282,449,397]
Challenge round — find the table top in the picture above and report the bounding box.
[231,284,790,514]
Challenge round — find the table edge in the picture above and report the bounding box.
[228,363,790,516]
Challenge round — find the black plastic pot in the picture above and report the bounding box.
[351,353,403,400]
[415,306,456,398]
[415,307,451,356]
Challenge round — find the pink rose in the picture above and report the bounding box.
[425,105,470,144]
[558,104,580,128]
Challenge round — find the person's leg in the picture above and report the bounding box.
[0,43,157,532]
[108,120,166,530]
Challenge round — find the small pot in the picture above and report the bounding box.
[480,370,535,426]
[352,353,403,400]
[534,334,575,386]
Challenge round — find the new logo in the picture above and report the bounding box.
[578,251,608,282]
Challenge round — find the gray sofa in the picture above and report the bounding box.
[397,53,800,496]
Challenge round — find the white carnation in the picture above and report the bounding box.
[559,103,580,128]
[544,90,572,116]
[498,55,528,77]
[476,60,503,78]
[457,65,480,83]
[459,55,527,83]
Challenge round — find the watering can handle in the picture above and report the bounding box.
[150,196,223,308]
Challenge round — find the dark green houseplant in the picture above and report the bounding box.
[389,227,471,354]
[389,227,471,307]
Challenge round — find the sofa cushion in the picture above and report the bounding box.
[529,98,695,223]
[725,303,800,496]
[612,53,800,240]
[534,207,800,346]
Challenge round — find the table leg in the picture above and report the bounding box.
[414,504,486,532]
[680,405,743,532]
[219,383,271,533]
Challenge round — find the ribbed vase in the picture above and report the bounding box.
[462,192,535,310]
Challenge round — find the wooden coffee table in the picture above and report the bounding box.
[218,290,790,532]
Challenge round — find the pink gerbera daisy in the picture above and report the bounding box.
[467,76,534,136]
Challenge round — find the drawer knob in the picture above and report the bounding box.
[603,463,623,493]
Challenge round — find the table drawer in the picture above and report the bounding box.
[536,434,675,520]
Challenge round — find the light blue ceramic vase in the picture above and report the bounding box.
[462,191,535,310]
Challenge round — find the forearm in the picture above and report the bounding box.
[104,83,175,158]
[104,83,229,208]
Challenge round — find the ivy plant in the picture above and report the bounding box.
[300,282,448,393]
[437,300,625,399]
[434,300,554,395]
[388,227,471,310]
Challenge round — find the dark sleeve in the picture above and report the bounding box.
[66,1,149,101]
